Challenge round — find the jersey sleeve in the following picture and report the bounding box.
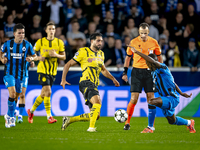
[33,39,41,52]
[154,40,161,55]
[28,43,35,55]
[126,40,134,56]
[59,39,65,52]
[73,48,84,63]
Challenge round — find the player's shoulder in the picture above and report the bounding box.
[148,36,158,43]
[130,36,140,43]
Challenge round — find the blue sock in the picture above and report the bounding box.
[19,104,25,116]
[148,104,156,127]
[173,116,188,125]
[8,98,15,117]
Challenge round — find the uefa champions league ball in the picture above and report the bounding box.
[114,109,128,123]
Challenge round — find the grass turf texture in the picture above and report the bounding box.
[0,116,199,150]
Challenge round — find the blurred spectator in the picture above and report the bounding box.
[149,2,160,26]
[28,15,43,45]
[122,35,131,50]
[165,0,178,13]
[185,4,200,36]
[71,37,86,56]
[169,13,185,48]
[183,38,200,72]
[4,14,15,39]
[66,21,86,46]
[63,0,75,27]
[59,34,73,65]
[166,38,181,67]
[103,23,120,42]
[103,36,116,66]
[159,34,168,64]
[14,7,27,26]
[82,0,95,23]
[23,0,38,24]
[42,0,65,27]
[0,5,6,29]
[92,13,105,33]
[55,26,63,38]
[163,29,170,43]
[126,5,143,27]
[194,0,200,15]
[85,22,97,46]
[101,0,115,20]
[103,11,116,29]
[128,0,144,19]
[156,16,167,34]
[122,18,138,39]
[144,16,159,41]
[70,7,88,32]
[115,39,126,68]
[183,23,195,48]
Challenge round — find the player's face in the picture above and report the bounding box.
[139,27,149,41]
[46,25,56,37]
[92,36,103,50]
[14,29,25,42]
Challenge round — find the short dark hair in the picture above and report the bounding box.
[148,54,158,61]
[13,23,25,32]
[139,23,149,29]
[90,32,102,41]
[46,22,56,28]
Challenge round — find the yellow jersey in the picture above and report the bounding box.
[34,37,65,76]
[73,47,104,86]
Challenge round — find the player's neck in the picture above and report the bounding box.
[14,39,23,44]
[47,36,54,40]
[90,46,98,52]
[140,36,148,42]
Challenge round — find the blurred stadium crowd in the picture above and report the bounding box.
[0,0,200,70]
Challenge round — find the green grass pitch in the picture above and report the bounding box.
[0,116,199,150]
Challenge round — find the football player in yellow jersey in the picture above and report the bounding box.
[27,22,66,124]
[60,32,120,132]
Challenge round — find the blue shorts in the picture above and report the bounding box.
[161,96,179,117]
[22,76,28,88]
[3,75,23,93]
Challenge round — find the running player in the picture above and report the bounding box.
[0,23,37,128]
[60,32,120,132]
[128,45,196,133]
[27,22,66,124]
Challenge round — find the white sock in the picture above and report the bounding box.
[187,120,191,126]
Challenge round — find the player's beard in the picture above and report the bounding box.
[94,44,101,50]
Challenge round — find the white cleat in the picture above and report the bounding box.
[87,127,97,132]
[10,117,16,127]
[61,117,70,131]
[4,114,10,128]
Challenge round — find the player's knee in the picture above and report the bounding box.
[97,115,100,120]
[20,93,25,99]
[167,118,175,124]
[10,91,16,98]
[45,91,51,97]
[148,99,158,106]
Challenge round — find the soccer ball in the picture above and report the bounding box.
[114,109,128,123]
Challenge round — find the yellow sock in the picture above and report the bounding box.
[69,113,90,123]
[31,95,44,112]
[44,96,51,118]
[89,103,101,128]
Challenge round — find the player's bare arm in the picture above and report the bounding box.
[122,56,131,82]
[128,45,161,68]
[157,55,163,63]
[175,83,192,98]
[60,59,77,89]
[0,51,7,64]
[101,65,120,87]
[49,50,66,60]
[26,54,37,62]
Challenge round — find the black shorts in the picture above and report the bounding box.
[130,67,154,93]
[38,73,55,87]
[79,80,99,109]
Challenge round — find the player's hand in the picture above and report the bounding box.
[49,49,58,57]
[113,79,120,87]
[60,80,71,89]
[181,93,192,98]
[1,57,7,64]
[127,45,137,53]
[122,74,128,82]
[30,61,35,68]
[26,57,33,62]
[38,54,45,62]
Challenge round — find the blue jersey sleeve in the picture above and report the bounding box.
[28,43,35,55]
[1,42,7,53]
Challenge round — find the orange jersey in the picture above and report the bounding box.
[127,36,161,68]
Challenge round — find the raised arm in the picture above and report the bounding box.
[60,59,77,89]
[101,65,120,87]
[122,55,131,82]
[128,45,161,68]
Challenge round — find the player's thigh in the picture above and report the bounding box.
[42,85,52,96]
[130,92,140,104]
[130,68,143,93]
[3,75,15,89]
